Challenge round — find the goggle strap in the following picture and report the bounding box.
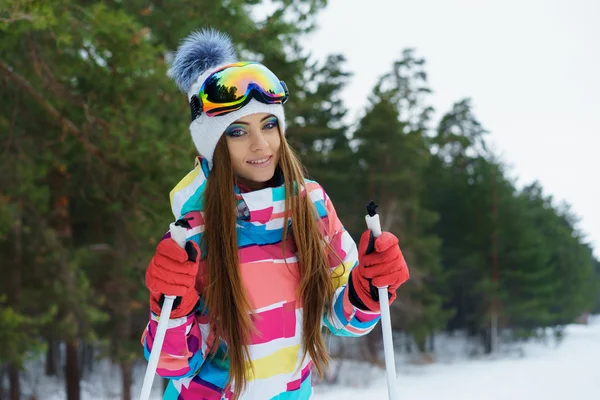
[190,95,203,121]
[280,81,289,105]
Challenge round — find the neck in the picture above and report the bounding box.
[235,176,267,192]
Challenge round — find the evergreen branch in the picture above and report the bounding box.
[1,90,19,159]
[0,14,35,24]
[26,35,88,108]
[0,59,106,165]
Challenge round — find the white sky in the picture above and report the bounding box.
[302,0,600,257]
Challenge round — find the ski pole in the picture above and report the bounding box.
[365,201,398,400]
[139,220,189,400]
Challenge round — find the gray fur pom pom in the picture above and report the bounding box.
[168,28,236,94]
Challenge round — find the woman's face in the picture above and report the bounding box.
[224,113,281,191]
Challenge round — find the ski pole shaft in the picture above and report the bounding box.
[139,222,188,400]
[365,201,398,400]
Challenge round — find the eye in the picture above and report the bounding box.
[225,127,247,137]
[262,119,279,130]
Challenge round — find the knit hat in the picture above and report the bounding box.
[168,28,287,169]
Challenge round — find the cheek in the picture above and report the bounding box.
[225,140,246,166]
[268,134,281,157]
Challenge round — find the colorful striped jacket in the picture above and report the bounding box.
[141,158,381,399]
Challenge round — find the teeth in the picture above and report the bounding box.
[248,157,270,164]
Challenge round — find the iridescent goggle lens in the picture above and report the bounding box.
[194,62,289,118]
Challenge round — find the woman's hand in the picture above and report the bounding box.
[349,231,410,312]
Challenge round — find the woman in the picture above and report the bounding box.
[142,28,409,400]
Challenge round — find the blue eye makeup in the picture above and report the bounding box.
[262,117,279,130]
[225,123,248,137]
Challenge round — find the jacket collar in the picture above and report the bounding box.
[170,157,285,225]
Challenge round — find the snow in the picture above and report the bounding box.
[317,316,600,400]
[11,316,600,399]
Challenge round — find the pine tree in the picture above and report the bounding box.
[352,50,447,352]
[425,99,503,350]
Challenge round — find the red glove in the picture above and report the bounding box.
[349,230,409,312]
[145,238,201,318]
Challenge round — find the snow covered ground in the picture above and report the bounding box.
[14,316,600,399]
[317,316,600,400]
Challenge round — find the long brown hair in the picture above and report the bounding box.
[202,129,337,397]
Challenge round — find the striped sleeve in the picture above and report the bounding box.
[141,209,211,380]
[317,187,381,337]
[141,307,209,379]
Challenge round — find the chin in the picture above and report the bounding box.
[238,158,279,188]
[237,167,276,188]
[248,170,276,183]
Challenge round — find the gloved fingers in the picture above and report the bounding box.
[156,239,190,263]
[149,282,194,298]
[360,255,403,278]
[372,273,407,290]
[146,268,197,295]
[374,232,399,253]
[152,254,199,277]
[361,247,402,267]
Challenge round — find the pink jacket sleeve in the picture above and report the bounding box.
[317,186,382,337]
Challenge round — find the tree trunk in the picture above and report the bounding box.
[481,327,492,354]
[45,334,59,376]
[65,340,80,400]
[79,341,94,380]
[8,362,20,400]
[414,333,427,353]
[428,333,435,352]
[406,340,413,354]
[49,165,81,400]
[121,360,132,400]
[0,364,5,400]
[490,166,499,354]
[365,323,382,364]
[7,203,23,400]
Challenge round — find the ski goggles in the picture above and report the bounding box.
[190,61,289,120]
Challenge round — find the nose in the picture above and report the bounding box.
[249,127,270,152]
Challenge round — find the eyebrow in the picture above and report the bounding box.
[232,115,276,126]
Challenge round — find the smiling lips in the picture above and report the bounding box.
[247,155,273,166]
